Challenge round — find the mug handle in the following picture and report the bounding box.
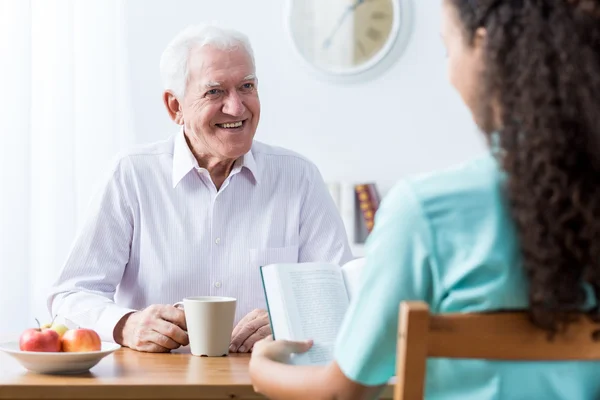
[173,301,184,309]
[172,302,188,334]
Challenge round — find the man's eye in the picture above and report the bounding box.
[206,89,221,96]
[242,83,254,90]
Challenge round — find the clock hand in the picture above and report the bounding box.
[322,0,365,49]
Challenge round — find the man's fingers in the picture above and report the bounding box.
[230,320,244,339]
[230,319,264,351]
[231,309,261,338]
[153,319,189,346]
[131,331,172,353]
[230,310,265,351]
[157,305,187,331]
[121,304,190,353]
[230,324,256,351]
[231,314,270,352]
[147,330,181,350]
[240,324,272,352]
[139,342,171,353]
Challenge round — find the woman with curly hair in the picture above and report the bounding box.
[248,0,600,398]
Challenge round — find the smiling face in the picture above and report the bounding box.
[177,45,260,161]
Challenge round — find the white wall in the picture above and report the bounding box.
[124,0,485,194]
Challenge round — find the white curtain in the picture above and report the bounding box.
[0,0,134,335]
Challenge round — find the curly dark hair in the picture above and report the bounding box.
[449,0,600,335]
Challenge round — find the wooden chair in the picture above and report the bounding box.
[394,301,600,400]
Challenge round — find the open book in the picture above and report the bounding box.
[259,258,364,365]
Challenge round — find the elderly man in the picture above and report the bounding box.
[47,24,353,354]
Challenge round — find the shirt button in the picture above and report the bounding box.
[215,237,221,244]
[214,281,222,288]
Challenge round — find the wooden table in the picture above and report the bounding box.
[0,341,395,400]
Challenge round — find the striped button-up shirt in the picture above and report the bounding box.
[48,128,353,342]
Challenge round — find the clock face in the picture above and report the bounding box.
[288,0,401,76]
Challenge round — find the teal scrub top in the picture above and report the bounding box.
[334,154,600,400]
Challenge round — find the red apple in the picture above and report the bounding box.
[61,328,101,352]
[19,319,61,352]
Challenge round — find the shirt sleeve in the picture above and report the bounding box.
[333,179,435,386]
[46,157,137,342]
[297,163,354,266]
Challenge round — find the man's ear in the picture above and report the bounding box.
[163,91,184,125]
[473,26,487,50]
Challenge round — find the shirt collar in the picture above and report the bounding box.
[172,127,261,188]
[231,145,261,185]
[172,127,200,188]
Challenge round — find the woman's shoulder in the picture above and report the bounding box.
[382,153,523,308]
[400,153,508,222]
[408,153,502,199]
[378,152,514,260]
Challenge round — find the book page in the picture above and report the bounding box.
[275,263,349,365]
[260,266,292,342]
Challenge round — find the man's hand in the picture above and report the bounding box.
[229,309,271,353]
[114,304,189,353]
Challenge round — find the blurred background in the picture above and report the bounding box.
[0,0,483,335]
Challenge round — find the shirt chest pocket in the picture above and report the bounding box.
[249,245,299,268]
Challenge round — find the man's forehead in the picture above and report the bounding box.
[189,45,255,84]
[204,74,256,87]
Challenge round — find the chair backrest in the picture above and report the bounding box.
[394,301,600,400]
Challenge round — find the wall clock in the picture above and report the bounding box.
[285,0,413,83]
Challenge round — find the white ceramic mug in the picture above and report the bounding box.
[173,296,237,357]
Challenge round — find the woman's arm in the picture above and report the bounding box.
[249,181,433,400]
[249,355,385,400]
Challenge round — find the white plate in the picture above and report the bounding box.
[0,341,121,374]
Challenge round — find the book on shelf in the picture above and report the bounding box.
[259,258,365,365]
[354,183,381,242]
[326,181,381,246]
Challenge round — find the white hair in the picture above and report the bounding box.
[159,24,256,99]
